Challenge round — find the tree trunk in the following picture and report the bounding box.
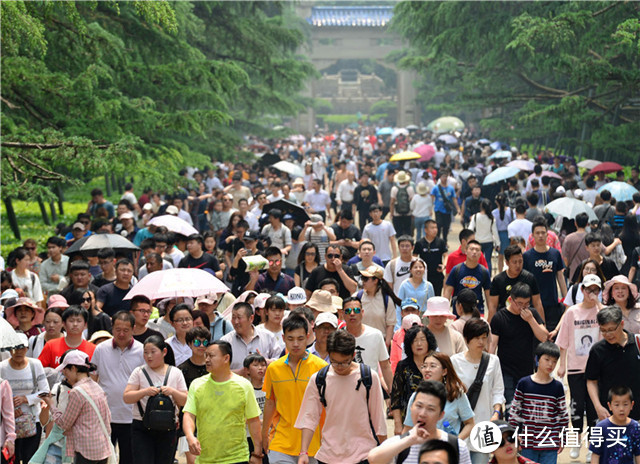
[3,198,21,240]
[38,199,51,226]
[105,174,112,197]
[56,184,65,215]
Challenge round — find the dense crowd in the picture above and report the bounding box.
[1,128,640,464]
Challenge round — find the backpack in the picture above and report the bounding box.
[315,363,380,445]
[396,186,411,215]
[137,367,176,432]
[397,431,459,464]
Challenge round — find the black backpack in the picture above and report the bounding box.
[315,363,380,445]
[396,185,411,215]
[137,367,176,432]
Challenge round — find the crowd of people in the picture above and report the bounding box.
[1,128,640,464]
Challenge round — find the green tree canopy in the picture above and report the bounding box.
[391,1,640,161]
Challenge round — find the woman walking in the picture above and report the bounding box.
[470,200,499,275]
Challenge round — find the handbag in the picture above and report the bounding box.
[2,361,37,439]
[75,387,117,464]
[466,352,490,411]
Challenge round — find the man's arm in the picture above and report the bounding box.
[489,334,499,354]
[587,379,609,421]
[556,270,568,298]
[390,235,398,259]
[183,412,201,456]
[336,265,357,295]
[531,294,546,323]
[261,397,276,454]
[379,359,393,393]
[368,426,429,464]
[522,308,549,342]
[298,428,315,464]
[443,284,454,301]
[247,416,263,463]
[483,289,491,313]
[488,295,499,323]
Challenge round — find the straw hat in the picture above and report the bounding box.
[395,171,410,184]
[416,182,429,195]
[360,265,384,280]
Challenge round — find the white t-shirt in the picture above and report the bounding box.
[390,185,416,216]
[10,270,44,303]
[354,325,389,375]
[127,365,187,420]
[410,194,433,218]
[362,221,396,261]
[507,218,533,239]
[384,258,414,295]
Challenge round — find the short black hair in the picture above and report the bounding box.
[504,244,522,262]
[169,303,192,322]
[115,258,133,270]
[425,219,437,228]
[342,296,362,308]
[69,260,90,273]
[414,380,447,412]
[130,295,151,311]
[46,236,66,248]
[243,353,267,369]
[318,278,340,291]
[232,302,254,318]
[265,295,286,311]
[140,238,156,251]
[535,341,560,361]
[531,217,548,232]
[62,305,88,323]
[397,235,414,246]
[575,212,589,229]
[91,188,103,197]
[459,229,474,243]
[585,232,602,246]
[185,326,211,345]
[282,314,309,334]
[210,340,232,364]
[462,318,490,342]
[510,282,532,300]
[112,310,135,328]
[359,240,376,250]
[187,234,204,246]
[327,330,356,355]
[466,239,481,249]
[600,189,611,202]
[419,439,459,464]
[290,306,315,324]
[608,385,634,403]
[264,246,282,259]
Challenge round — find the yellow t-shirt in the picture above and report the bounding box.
[263,352,327,456]
[183,373,260,464]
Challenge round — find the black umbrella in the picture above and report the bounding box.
[260,153,281,166]
[262,200,310,228]
[65,233,140,256]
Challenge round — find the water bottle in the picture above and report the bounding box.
[442,420,458,436]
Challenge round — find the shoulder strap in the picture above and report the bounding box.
[356,363,379,446]
[137,367,155,418]
[357,289,363,300]
[315,365,330,407]
[28,359,37,394]
[635,334,640,354]
[396,432,412,464]
[75,387,111,443]
[31,273,36,287]
[390,259,397,279]
[467,352,490,410]
[571,283,579,303]
[162,366,171,387]
[446,433,460,456]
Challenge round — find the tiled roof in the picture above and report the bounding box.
[307,6,393,27]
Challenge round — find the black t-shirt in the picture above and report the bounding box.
[96,283,131,316]
[585,331,640,420]
[178,358,208,388]
[92,273,115,289]
[353,185,379,212]
[490,269,540,310]
[413,237,448,276]
[522,247,564,308]
[133,327,163,344]
[330,224,362,260]
[490,306,544,380]
[305,265,355,299]
[178,252,220,272]
[571,257,619,283]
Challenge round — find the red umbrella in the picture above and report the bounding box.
[590,162,623,175]
[414,144,436,162]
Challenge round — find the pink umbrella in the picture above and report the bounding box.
[528,170,562,180]
[507,160,535,171]
[414,144,436,161]
[124,268,228,300]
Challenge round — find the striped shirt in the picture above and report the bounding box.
[508,375,569,450]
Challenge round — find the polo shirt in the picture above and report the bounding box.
[254,272,295,294]
[92,338,145,423]
[263,352,327,456]
[183,374,261,464]
[585,330,640,420]
[445,247,488,274]
[221,328,281,370]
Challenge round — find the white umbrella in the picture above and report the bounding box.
[488,150,513,161]
[577,159,601,170]
[545,197,597,221]
[437,134,458,145]
[124,268,228,300]
[272,161,305,178]
[392,128,409,140]
[0,317,27,351]
[483,166,521,185]
[147,215,198,236]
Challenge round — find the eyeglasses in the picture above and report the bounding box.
[583,286,600,295]
[133,309,152,315]
[174,318,193,324]
[326,253,341,259]
[268,259,281,266]
[499,434,516,447]
[330,360,352,368]
[344,307,362,315]
[600,322,620,335]
[192,339,210,347]
[25,247,36,251]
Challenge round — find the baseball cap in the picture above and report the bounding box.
[315,312,338,328]
[492,420,517,435]
[72,222,85,231]
[119,212,134,220]
[0,289,19,302]
[196,294,218,305]
[582,274,602,289]
[254,293,271,309]
[287,287,307,305]
[401,298,420,311]
[55,349,93,373]
[243,230,259,241]
[309,214,323,225]
[166,205,179,215]
[283,213,294,221]
[402,314,423,330]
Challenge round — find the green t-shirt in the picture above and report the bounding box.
[183,373,260,464]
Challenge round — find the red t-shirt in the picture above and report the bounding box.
[38,337,96,368]
[445,246,489,274]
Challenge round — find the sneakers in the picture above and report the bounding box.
[570,447,580,459]
[586,450,593,463]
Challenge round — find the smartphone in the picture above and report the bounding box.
[38,392,49,398]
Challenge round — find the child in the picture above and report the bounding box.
[258,295,286,352]
[244,353,268,463]
[508,341,569,464]
[589,386,640,464]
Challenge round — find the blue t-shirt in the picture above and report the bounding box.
[431,184,457,214]
[589,418,640,464]
[522,247,564,307]
[445,263,491,310]
[404,391,475,434]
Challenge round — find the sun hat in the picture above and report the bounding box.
[119,212,134,220]
[55,349,93,373]
[6,297,45,327]
[603,275,639,304]
[315,312,338,328]
[47,294,69,310]
[395,171,410,184]
[360,265,384,280]
[287,287,307,305]
[331,296,343,313]
[89,330,113,344]
[0,289,19,302]
[305,290,336,313]
[402,314,423,330]
[293,178,305,186]
[424,297,456,319]
[581,274,602,289]
[143,203,153,211]
[416,182,429,195]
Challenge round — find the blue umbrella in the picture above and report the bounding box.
[376,127,393,136]
[483,166,520,185]
[598,181,639,202]
[490,141,509,151]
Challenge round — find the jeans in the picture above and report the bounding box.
[74,453,108,464]
[414,216,430,241]
[111,423,133,464]
[567,373,598,432]
[392,215,413,238]
[436,211,452,241]
[520,449,558,464]
[131,420,177,464]
[480,242,494,275]
[502,372,518,420]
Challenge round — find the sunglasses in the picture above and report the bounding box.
[25,247,36,251]
[344,307,362,315]
[326,253,341,259]
[499,434,516,447]
[192,339,210,347]
[268,259,281,266]
[81,297,92,303]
